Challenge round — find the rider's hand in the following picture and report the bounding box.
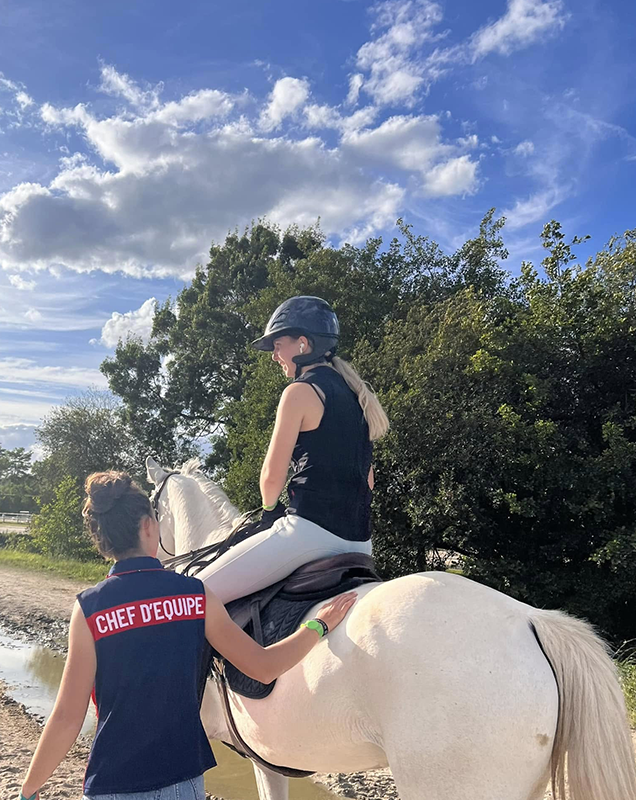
[260,502,285,527]
[314,592,357,633]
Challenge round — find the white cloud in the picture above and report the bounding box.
[151,89,234,125]
[354,0,445,106]
[98,298,157,348]
[99,63,161,109]
[0,357,107,389]
[422,155,479,196]
[346,73,364,106]
[8,274,36,291]
[0,422,39,451]
[3,69,442,277]
[24,308,42,321]
[0,75,19,92]
[344,114,450,170]
[303,104,378,133]
[15,91,33,109]
[502,186,568,230]
[259,77,310,131]
[344,114,479,195]
[514,140,535,156]
[470,0,568,60]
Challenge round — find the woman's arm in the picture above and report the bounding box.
[259,382,317,507]
[204,587,356,685]
[20,601,96,799]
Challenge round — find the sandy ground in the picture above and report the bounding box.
[0,566,83,649]
[0,680,90,800]
[1,564,634,800]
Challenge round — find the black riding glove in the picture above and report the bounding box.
[260,501,286,527]
[230,502,286,546]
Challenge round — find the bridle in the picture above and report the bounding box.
[150,468,261,568]
[150,470,179,557]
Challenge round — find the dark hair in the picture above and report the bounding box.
[83,471,152,559]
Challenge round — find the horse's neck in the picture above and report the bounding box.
[170,475,241,554]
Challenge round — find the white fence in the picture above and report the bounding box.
[0,511,33,525]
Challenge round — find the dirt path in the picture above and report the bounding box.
[0,680,90,800]
[0,565,85,648]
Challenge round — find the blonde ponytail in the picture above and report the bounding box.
[331,356,389,441]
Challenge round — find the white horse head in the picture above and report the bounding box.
[146,455,242,559]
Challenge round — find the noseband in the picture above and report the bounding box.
[151,470,179,557]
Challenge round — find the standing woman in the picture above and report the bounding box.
[199,295,389,604]
[18,471,355,800]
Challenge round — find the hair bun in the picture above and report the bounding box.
[85,472,132,515]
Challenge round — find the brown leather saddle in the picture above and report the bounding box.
[226,551,379,631]
[212,552,380,704]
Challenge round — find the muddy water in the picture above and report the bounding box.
[0,630,336,800]
[0,632,96,735]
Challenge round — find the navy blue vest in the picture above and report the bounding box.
[77,556,215,795]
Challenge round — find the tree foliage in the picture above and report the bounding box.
[34,390,149,503]
[29,475,97,561]
[101,216,636,641]
[0,446,37,512]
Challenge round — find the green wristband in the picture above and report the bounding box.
[300,619,327,638]
[262,502,278,512]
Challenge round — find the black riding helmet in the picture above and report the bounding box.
[252,296,340,377]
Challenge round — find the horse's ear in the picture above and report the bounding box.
[146,456,169,486]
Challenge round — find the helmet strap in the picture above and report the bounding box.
[292,348,336,380]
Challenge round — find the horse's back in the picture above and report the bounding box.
[329,570,558,734]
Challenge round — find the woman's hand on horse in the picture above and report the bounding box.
[315,592,358,632]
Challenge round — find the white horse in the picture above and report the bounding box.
[146,456,636,800]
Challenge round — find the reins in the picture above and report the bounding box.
[152,470,261,575]
[150,470,180,557]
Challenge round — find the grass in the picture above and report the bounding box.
[0,549,109,583]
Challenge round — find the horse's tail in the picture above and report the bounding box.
[530,609,636,800]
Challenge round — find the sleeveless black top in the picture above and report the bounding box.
[287,366,373,541]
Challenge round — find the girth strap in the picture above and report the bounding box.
[213,667,314,779]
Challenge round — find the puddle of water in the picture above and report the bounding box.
[0,632,96,735]
[0,630,336,800]
[206,746,336,800]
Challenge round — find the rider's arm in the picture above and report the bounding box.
[259,382,315,508]
[21,602,96,799]
[204,587,355,685]
[368,465,374,490]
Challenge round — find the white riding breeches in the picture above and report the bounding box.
[197,514,373,605]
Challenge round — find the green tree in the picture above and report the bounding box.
[102,213,510,489]
[361,225,636,640]
[29,475,98,561]
[34,390,149,502]
[0,446,37,512]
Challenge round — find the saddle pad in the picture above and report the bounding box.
[219,576,373,699]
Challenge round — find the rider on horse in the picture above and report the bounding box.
[198,296,389,604]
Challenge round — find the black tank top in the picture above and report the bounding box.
[287,366,373,541]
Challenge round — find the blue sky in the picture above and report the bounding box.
[1,0,635,454]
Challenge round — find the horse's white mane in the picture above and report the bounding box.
[178,458,240,533]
